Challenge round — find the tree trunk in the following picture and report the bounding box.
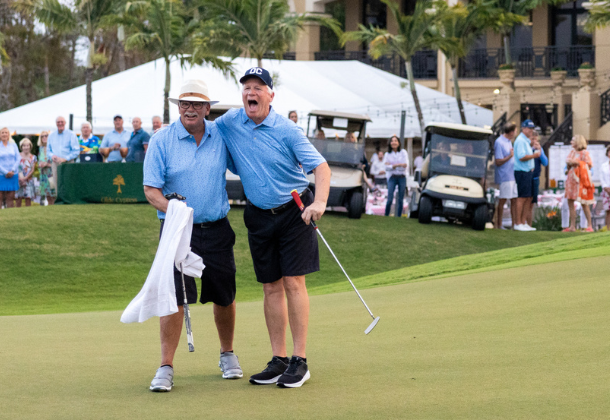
[405,60,426,140]
[257,57,263,68]
[86,67,93,123]
[118,41,126,72]
[44,54,50,96]
[164,57,171,124]
[68,35,76,88]
[503,34,512,66]
[452,66,466,125]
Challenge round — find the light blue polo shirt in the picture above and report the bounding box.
[143,118,231,223]
[494,134,514,183]
[101,129,131,162]
[216,107,326,209]
[513,133,534,172]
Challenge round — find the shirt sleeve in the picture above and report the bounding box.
[68,132,81,161]
[286,125,326,174]
[540,148,548,167]
[494,139,505,160]
[226,147,237,174]
[142,132,151,145]
[514,139,527,160]
[402,149,409,172]
[143,136,166,188]
[11,143,21,172]
[100,135,109,148]
[47,134,55,160]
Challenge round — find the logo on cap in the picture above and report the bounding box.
[240,67,273,90]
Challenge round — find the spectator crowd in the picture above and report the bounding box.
[0,115,163,208]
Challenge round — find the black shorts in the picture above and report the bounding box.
[160,217,236,307]
[514,170,534,198]
[244,189,319,284]
[532,177,540,204]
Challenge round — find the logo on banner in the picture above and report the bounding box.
[113,175,125,194]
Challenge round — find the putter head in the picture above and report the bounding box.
[365,316,380,335]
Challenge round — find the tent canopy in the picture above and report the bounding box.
[0,57,492,138]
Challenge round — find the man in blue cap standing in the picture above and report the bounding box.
[216,67,331,388]
[513,119,540,231]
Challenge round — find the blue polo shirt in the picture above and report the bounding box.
[216,107,326,209]
[126,128,150,162]
[513,133,534,172]
[143,118,231,223]
[494,135,514,183]
[101,129,131,162]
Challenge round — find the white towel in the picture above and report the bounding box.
[121,200,205,323]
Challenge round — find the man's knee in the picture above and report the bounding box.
[282,276,307,295]
[263,278,285,296]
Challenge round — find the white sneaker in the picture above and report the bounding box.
[525,225,537,231]
[513,224,527,231]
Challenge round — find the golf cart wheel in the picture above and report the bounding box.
[418,196,432,224]
[472,204,487,231]
[347,191,363,219]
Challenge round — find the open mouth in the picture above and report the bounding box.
[247,99,259,111]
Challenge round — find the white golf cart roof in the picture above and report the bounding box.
[309,110,372,122]
[211,104,241,111]
[425,122,493,135]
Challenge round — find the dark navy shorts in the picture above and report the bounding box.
[514,170,534,198]
[532,177,540,204]
[244,189,319,284]
[160,217,236,307]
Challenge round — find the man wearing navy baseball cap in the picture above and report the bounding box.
[216,67,331,388]
[512,119,540,231]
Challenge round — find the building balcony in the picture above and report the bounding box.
[314,50,438,79]
[458,46,595,79]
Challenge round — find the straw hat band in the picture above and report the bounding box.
[179,92,210,101]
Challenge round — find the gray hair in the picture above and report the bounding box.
[81,121,92,130]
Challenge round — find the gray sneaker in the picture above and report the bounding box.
[219,351,243,379]
[150,365,174,392]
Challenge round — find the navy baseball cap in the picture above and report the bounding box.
[239,67,273,90]
[521,119,535,128]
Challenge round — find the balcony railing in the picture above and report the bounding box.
[314,50,438,79]
[458,46,595,79]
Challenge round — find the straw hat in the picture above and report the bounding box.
[169,79,219,106]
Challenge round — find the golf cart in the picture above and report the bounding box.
[206,105,247,201]
[409,123,494,231]
[305,110,371,219]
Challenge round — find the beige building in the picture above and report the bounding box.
[290,0,610,143]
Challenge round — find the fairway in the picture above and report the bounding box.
[3,255,609,420]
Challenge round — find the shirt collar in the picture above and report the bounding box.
[240,106,277,127]
[177,117,212,140]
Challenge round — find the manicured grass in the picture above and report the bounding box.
[0,204,570,315]
[2,255,609,419]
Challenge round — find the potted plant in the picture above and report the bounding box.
[550,66,567,85]
[578,62,596,88]
[498,63,516,89]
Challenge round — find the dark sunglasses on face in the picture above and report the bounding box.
[179,101,205,110]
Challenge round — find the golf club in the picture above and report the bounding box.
[180,262,195,352]
[291,190,380,334]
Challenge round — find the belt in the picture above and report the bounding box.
[194,217,227,229]
[248,188,309,215]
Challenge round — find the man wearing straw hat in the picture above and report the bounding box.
[143,79,242,392]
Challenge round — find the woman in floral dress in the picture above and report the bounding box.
[563,134,594,232]
[37,131,56,205]
[15,138,38,207]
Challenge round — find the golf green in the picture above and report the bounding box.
[2,255,608,419]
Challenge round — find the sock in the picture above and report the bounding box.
[160,364,172,368]
[221,350,234,355]
[275,356,289,363]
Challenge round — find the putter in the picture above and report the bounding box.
[180,262,195,352]
[291,190,381,335]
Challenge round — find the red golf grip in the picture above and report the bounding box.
[291,189,305,211]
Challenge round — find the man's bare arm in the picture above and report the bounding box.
[302,162,331,225]
[144,186,169,213]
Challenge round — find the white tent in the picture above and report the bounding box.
[0,57,492,138]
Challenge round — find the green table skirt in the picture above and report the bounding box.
[56,162,147,204]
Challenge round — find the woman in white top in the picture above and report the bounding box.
[600,145,610,230]
[383,135,409,217]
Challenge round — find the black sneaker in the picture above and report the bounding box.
[276,356,310,388]
[249,356,289,385]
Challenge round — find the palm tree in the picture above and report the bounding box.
[115,0,235,123]
[584,0,610,31]
[201,0,341,68]
[17,0,120,123]
[432,1,522,124]
[0,32,8,76]
[342,0,446,136]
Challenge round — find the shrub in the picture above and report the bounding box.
[532,206,562,231]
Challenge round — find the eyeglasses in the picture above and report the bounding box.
[179,101,205,110]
